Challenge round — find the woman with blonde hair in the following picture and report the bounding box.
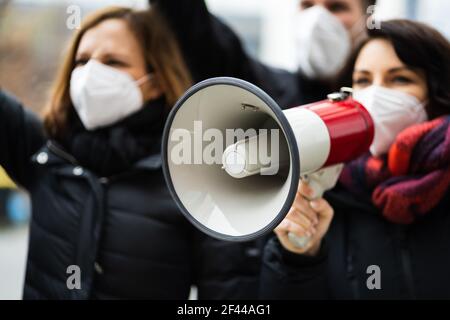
[0,6,250,299]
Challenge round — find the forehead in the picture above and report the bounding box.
[76,18,140,56]
[355,38,405,72]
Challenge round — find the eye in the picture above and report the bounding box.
[300,0,314,10]
[353,77,371,86]
[327,1,350,13]
[392,76,413,84]
[74,58,89,67]
[105,59,126,67]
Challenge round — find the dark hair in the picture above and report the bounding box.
[338,19,450,119]
[362,0,377,12]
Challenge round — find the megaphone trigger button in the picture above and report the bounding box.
[327,93,344,102]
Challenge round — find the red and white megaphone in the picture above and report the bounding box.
[162,77,373,244]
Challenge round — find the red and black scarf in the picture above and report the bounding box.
[340,116,450,224]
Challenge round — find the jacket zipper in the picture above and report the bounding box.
[398,228,416,299]
[344,213,360,299]
[46,140,149,299]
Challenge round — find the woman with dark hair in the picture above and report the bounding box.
[260,19,450,299]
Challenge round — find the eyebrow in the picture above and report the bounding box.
[102,52,130,60]
[75,52,130,61]
[354,66,413,74]
[75,51,89,59]
[326,0,349,6]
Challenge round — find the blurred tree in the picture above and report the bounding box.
[0,0,12,15]
[0,2,70,113]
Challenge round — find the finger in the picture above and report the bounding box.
[283,220,313,238]
[287,206,317,230]
[298,180,315,199]
[275,228,290,246]
[310,198,334,218]
[291,197,319,225]
[296,211,317,232]
[275,219,290,234]
[274,228,302,252]
[275,220,317,254]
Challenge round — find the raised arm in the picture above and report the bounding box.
[150,0,254,81]
[150,0,303,108]
[0,89,45,189]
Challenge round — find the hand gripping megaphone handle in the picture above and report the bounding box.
[288,164,344,249]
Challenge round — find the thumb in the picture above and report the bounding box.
[309,198,333,219]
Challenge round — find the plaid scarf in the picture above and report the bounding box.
[340,116,450,224]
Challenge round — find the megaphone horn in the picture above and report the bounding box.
[162,77,374,242]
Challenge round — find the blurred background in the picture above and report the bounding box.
[0,0,449,299]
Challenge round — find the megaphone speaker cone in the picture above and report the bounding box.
[162,77,301,242]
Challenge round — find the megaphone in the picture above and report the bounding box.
[162,77,374,243]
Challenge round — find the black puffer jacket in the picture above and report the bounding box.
[0,90,264,299]
[260,184,450,300]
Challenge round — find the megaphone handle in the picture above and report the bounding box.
[288,164,344,249]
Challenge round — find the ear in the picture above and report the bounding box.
[142,74,163,101]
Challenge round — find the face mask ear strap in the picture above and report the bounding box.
[135,73,154,87]
[420,99,430,113]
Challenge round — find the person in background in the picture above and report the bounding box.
[260,19,450,299]
[295,0,376,81]
[0,6,260,299]
[150,0,376,105]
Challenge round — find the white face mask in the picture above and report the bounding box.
[294,5,351,79]
[353,85,428,157]
[70,59,150,130]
